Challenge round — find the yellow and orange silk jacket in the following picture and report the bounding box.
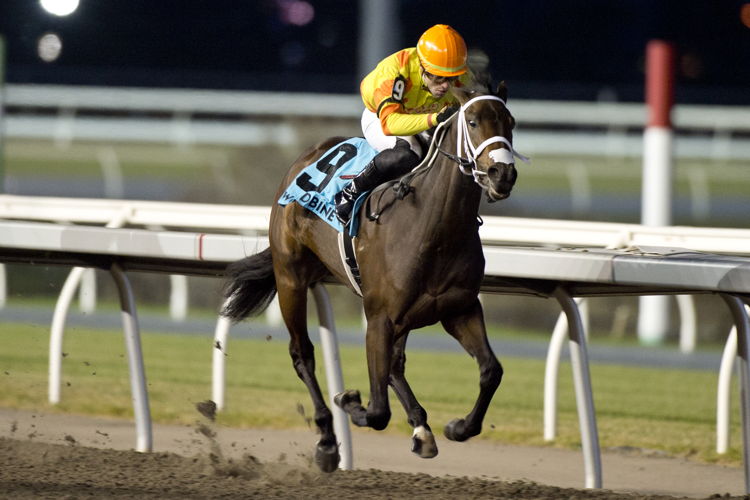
[360,47,470,136]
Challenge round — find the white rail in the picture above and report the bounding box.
[4,84,750,158]
[6,84,750,131]
[0,195,273,326]
[3,194,750,255]
[0,195,272,231]
[1,219,750,491]
[2,196,750,488]
[1,194,747,451]
[479,216,750,254]
[4,84,363,118]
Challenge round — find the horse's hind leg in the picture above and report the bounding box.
[389,334,438,458]
[276,279,339,472]
[441,299,503,442]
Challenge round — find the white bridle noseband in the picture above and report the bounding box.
[455,95,529,182]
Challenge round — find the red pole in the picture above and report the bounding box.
[645,40,675,128]
[639,39,676,346]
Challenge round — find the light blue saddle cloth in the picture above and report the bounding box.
[279,137,378,236]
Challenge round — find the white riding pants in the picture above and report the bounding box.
[361,109,424,157]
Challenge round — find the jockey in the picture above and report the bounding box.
[335,24,471,225]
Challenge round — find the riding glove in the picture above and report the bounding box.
[435,105,459,124]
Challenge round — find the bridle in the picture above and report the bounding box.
[450,94,529,184]
[387,93,529,206]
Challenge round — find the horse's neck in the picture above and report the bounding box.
[416,130,483,229]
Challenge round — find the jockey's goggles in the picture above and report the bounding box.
[422,68,459,85]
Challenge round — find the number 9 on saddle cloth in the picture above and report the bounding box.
[278,137,419,236]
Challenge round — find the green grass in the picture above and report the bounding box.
[7,140,750,200]
[5,141,225,179]
[520,155,750,197]
[0,321,742,467]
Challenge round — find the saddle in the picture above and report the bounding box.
[278,137,378,237]
[279,131,440,295]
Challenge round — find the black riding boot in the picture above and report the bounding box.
[335,140,420,226]
[334,181,361,225]
[335,161,374,225]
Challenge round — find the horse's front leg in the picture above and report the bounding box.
[335,314,393,431]
[440,298,503,442]
[389,334,438,458]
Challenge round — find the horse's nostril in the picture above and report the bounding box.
[488,164,516,186]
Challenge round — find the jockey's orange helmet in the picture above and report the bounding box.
[416,24,468,77]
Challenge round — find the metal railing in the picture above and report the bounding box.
[4,84,750,158]
[2,216,750,490]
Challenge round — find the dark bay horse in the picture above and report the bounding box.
[222,81,520,472]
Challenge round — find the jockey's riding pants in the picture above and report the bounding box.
[361,109,423,157]
[357,109,421,190]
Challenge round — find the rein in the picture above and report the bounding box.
[370,93,529,220]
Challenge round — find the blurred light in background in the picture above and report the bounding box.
[276,0,314,27]
[39,0,79,17]
[37,32,62,62]
[741,3,750,29]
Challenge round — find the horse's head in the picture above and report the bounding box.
[449,81,523,202]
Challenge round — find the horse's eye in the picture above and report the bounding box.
[468,120,477,128]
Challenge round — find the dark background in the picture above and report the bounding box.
[1,0,749,104]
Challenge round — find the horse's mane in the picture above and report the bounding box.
[449,78,496,113]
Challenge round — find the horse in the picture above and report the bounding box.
[222,80,520,472]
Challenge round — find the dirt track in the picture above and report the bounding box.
[0,407,746,499]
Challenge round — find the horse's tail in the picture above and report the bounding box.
[221,247,277,322]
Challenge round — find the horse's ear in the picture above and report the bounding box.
[495,81,508,102]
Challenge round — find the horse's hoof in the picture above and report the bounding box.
[314,441,340,473]
[334,389,361,410]
[411,425,438,458]
[444,418,470,442]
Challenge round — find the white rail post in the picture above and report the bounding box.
[638,40,675,345]
[49,266,87,404]
[48,208,132,404]
[552,288,602,489]
[169,275,188,321]
[312,284,353,471]
[53,107,75,149]
[566,162,592,216]
[0,264,5,308]
[212,313,231,411]
[718,326,738,454]
[544,297,587,442]
[720,295,750,494]
[78,268,97,314]
[97,146,125,199]
[110,262,152,453]
[265,294,283,326]
[676,294,697,354]
[717,303,750,455]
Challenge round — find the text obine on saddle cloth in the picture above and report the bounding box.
[278,137,378,237]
